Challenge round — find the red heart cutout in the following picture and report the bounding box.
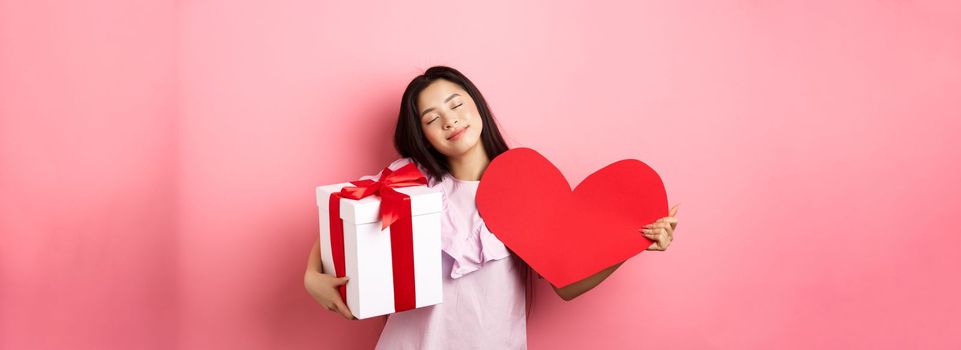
[476,148,668,288]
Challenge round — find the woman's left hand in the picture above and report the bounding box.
[642,204,679,251]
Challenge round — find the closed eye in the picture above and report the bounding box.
[427,103,464,124]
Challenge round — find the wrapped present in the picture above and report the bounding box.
[315,162,443,319]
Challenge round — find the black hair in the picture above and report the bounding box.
[392,65,535,320]
[393,65,510,184]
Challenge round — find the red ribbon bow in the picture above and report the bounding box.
[338,162,428,231]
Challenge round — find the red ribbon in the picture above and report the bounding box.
[338,162,429,231]
[327,162,428,312]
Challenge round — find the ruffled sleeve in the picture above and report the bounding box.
[437,175,511,279]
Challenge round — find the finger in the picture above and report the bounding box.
[657,217,678,225]
[653,228,668,248]
[645,222,671,233]
[642,231,658,245]
[334,300,353,320]
[645,240,660,250]
[647,236,664,251]
[658,216,678,231]
[644,221,670,230]
[332,276,350,286]
[660,228,672,249]
[642,227,667,237]
[642,230,666,250]
[669,204,679,217]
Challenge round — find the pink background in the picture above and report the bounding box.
[2,1,960,349]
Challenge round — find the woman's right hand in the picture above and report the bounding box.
[304,269,355,320]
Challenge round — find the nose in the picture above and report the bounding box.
[443,118,459,130]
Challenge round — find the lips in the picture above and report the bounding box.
[447,125,468,140]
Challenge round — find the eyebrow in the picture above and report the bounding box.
[420,93,461,118]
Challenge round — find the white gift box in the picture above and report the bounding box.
[315,182,443,319]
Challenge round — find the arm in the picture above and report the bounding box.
[304,239,354,319]
[551,261,624,301]
[549,205,680,301]
[306,238,323,274]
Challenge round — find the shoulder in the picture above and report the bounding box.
[391,157,439,180]
[358,157,427,182]
[391,157,448,188]
[386,157,414,170]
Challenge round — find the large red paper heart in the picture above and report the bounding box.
[476,148,668,288]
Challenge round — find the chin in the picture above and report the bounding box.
[443,139,481,158]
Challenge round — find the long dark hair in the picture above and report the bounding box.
[393,65,535,319]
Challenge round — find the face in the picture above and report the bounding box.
[417,79,484,158]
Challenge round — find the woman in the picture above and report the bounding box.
[304,65,679,349]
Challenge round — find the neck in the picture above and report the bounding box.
[448,142,489,181]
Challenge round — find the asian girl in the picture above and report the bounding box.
[304,65,679,349]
